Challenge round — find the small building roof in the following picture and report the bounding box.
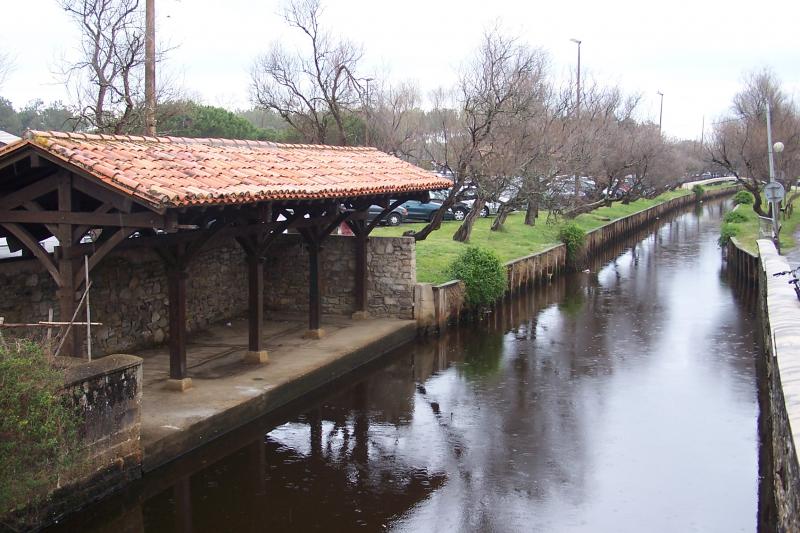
[0,130,20,146]
[0,131,450,209]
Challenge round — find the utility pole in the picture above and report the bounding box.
[570,38,582,201]
[144,0,156,136]
[570,38,581,116]
[364,77,374,146]
[657,91,664,136]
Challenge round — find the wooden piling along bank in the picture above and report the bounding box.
[421,185,738,329]
[726,237,759,285]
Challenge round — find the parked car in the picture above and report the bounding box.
[367,204,408,226]
[401,200,470,222]
[430,187,506,217]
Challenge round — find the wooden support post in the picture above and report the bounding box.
[166,267,192,391]
[352,231,369,320]
[305,240,324,339]
[244,255,268,364]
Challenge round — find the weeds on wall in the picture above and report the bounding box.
[0,338,80,519]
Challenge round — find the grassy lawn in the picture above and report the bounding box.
[724,196,800,255]
[373,189,692,283]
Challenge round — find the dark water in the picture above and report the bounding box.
[53,200,761,533]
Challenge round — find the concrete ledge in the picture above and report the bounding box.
[142,319,416,471]
[62,354,142,387]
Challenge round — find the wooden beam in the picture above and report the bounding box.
[0,209,167,227]
[247,255,264,352]
[354,231,368,314]
[73,227,137,287]
[0,174,61,210]
[167,266,188,380]
[366,198,407,234]
[21,201,59,238]
[307,238,321,332]
[72,202,114,243]
[0,222,62,286]
[72,176,135,214]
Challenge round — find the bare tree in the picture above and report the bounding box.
[60,0,147,133]
[251,0,362,145]
[708,69,800,216]
[0,51,13,90]
[405,30,548,242]
[368,80,424,159]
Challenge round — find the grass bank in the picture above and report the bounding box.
[373,189,691,283]
[721,196,800,255]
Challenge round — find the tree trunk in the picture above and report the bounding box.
[490,203,514,231]
[411,183,464,241]
[452,198,485,243]
[524,195,539,226]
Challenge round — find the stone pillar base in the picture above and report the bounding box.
[303,328,326,340]
[351,310,369,320]
[243,350,269,364]
[165,377,193,392]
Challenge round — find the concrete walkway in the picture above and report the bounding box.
[137,314,416,471]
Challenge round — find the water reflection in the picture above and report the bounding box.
[51,200,759,532]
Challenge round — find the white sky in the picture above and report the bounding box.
[2,0,799,140]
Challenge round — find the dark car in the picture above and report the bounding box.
[401,200,469,222]
[367,204,408,226]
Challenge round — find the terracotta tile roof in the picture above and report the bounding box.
[0,131,451,208]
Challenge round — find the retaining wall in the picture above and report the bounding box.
[0,234,415,355]
[419,186,738,329]
[756,240,800,531]
[5,355,144,529]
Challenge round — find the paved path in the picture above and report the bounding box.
[137,314,416,470]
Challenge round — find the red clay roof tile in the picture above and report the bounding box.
[2,131,450,209]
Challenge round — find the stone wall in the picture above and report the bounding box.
[756,240,800,531]
[7,355,144,529]
[0,234,415,356]
[263,234,416,319]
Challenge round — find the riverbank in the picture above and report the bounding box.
[725,234,800,530]
[419,185,738,330]
[375,187,734,284]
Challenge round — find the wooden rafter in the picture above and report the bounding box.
[73,227,138,287]
[0,222,61,286]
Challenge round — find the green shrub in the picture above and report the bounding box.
[718,223,740,247]
[449,246,507,308]
[733,190,754,205]
[559,222,586,263]
[0,340,79,516]
[692,184,705,201]
[723,211,748,224]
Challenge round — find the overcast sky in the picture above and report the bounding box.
[2,0,798,140]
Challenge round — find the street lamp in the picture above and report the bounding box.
[656,91,664,136]
[570,38,581,116]
[766,101,784,248]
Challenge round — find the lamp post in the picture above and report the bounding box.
[766,101,785,247]
[656,91,664,136]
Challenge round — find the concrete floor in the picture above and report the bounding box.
[137,313,417,471]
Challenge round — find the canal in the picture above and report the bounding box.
[53,198,762,532]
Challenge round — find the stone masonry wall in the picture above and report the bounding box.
[264,234,416,319]
[0,234,415,355]
[757,240,800,531]
[10,355,145,529]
